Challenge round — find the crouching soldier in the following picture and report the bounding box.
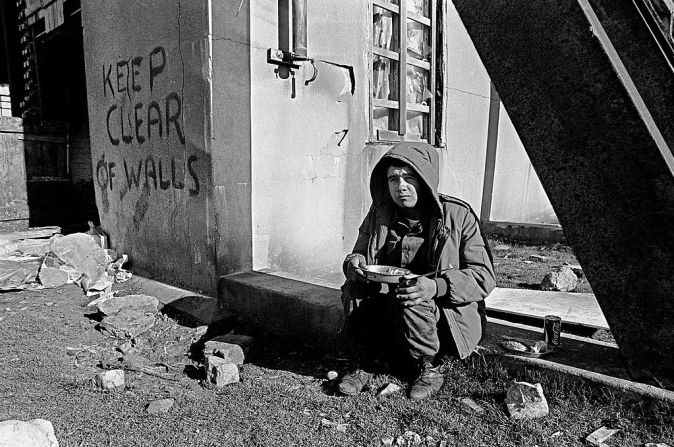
[340,142,496,399]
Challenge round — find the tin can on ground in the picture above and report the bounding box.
[543,315,562,347]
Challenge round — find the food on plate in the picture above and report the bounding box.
[502,340,529,352]
[384,267,407,275]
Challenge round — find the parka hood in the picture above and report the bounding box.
[370,142,443,217]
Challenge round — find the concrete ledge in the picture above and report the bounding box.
[484,221,565,244]
[219,271,343,349]
[114,275,233,325]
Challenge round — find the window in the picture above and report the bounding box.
[371,0,436,143]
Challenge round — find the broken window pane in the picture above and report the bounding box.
[406,65,430,105]
[407,0,429,18]
[373,6,398,51]
[407,111,426,139]
[407,21,430,61]
[373,56,399,101]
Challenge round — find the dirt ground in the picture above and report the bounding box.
[1,281,672,446]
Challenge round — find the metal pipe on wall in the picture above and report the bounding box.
[292,0,307,57]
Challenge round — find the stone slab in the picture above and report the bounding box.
[485,287,609,330]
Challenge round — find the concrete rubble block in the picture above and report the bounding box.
[378,383,402,396]
[540,266,578,292]
[504,381,549,420]
[205,355,239,387]
[203,340,245,365]
[50,233,108,292]
[95,294,160,316]
[94,369,125,389]
[99,308,156,338]
[145,398,175,414]
[0,418,59,447]
[215,334,255,357]
[585,426,619,446]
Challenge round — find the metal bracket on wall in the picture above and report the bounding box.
[267,48,317,98]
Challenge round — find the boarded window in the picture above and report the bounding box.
[372,0,436,143]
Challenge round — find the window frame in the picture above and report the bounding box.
[369,0,438,144]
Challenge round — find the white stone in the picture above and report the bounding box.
[95,294,159,316]
[0,419,59,447]
[326,370,338,380]
[205,355,239,387]
[504,381,549,419]
[378,383,402,396]
[540,266,578,292]
[146,398,175,414]
[94,369,125,389]
[585,426,619,446]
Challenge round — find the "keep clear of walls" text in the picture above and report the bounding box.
[97,45,200,197]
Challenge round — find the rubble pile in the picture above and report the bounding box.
[0,225,131,294]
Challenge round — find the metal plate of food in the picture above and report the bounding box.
[498,337,554,358]
[361,265,411,283]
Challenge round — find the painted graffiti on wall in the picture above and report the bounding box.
[97,45,200,196]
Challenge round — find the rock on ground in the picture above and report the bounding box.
[504,381,549,420]
[205,355,239,387]
[540,266,578,292]
[0,419,59,447]
[95,294,159,316]
[99,308,156,338]
[146,398,175,414]
[378,383,402,396]
[203,340,245,365]
[204,334,254,357]
[94,369,125,389]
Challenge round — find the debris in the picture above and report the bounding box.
[146,398,175,414]
[529,255,548,262]
[320,418,348,433]
[523,260,534,264]
[203,339,245,365]
[493,244,510,251]
[207,334,255,357]
[378,383,402,396]
[0,226,60,243]
[0,418,59,447]
[585,426,619,446]
[381,435,394,446]
[402,430,422,445]
[93,294,159,316]
[566,264,584,277]
[94,369,125,389]
[326,370,338,381]
[0,259,40,291]
[99,308,156,338]
[86,221,108,249]
[194,325,208,337]
[117,341,134,355]
[504,381,549,420]
[50,233,110,293]
[37,253,69,288]
[460,397,485,414]
[205,355,239,387]
[540,266,578,292]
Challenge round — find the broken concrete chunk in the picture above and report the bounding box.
[50,233,109,293]
[205,355,239,387]
[585,426,619,446]
[203,340,245,365]
[99,308,156,338]
[146,398,175,414]
[378,383,402,396]
[0,419,59,447]
[208,334,255,357]
[504,381,549,419]
[540,266,578,292]
[95,294,159,316]
[460,397,485,414]
[94,369,125,389]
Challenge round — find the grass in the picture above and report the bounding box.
[487,237,593,294]
[1,283,672,446]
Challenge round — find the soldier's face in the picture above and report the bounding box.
[387,164,420,209]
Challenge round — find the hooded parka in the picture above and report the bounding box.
[342,142,496,359]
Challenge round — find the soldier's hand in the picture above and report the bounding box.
[396,275,437,307]
[345,254,369,283]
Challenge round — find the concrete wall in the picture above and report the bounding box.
[249,0,370,284]
[0,117,29,231]
[82,0,216,292]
